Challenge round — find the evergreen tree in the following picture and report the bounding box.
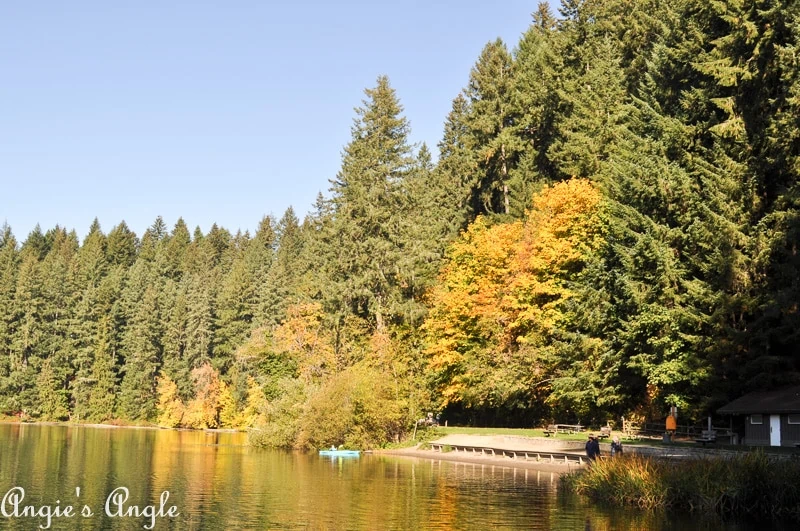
[37,358,69,420]
[463,39,522,216]
[247,215,277,324]
[0,226,18,409]
[117,259,162,420]
[396,143,457,322]
[257,211,301,329]
[161,218,191,280]
[160,278,191,398]
[86,316,119,421]
[69,220,110,419]
[5,248,44,415]
[205,223,232,268]
[323,76,415,332]
[436,94,477,227]
[20,225,51,261]
[548,36,628,180]
[214,236,256,373]
[686,0,800,394]
[183,237,217,374]
[106,221,138,267]
[37,228,77,420]
[508,2,562,213]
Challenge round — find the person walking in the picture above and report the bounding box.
[585,434,595,461]
[585,434,600,461]
[610,436,623,457]
[590,435,600,460]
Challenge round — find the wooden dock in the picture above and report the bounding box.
[428,443,589,465]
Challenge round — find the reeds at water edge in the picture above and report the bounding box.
[562,451,800,520]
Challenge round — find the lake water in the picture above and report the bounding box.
[0,424,760,530]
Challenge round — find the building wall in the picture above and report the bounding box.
[743,413,800,446]
[744,414,770,446]
[780,414,800,447]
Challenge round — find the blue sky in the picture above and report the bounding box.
[1,1,559,242]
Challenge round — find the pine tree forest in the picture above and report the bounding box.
[1,1,799,449]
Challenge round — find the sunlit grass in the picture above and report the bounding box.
[436,426,543,437]
[436,425,612,442]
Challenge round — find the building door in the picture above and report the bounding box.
[770,415,781,446]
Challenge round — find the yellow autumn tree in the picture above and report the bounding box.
[272,302,338,383]
[505,178,605,345]
[218,380,240,428]
[423,217,523,407]
[156,375,185,428]
[183,363,222,429]
[424,178,606,413]
[240,376,267,427]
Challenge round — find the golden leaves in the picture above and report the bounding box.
[424,179,606,405]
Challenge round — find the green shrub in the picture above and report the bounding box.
[249,362,427,450]
[248,377,309,449]
[293,364,418,450]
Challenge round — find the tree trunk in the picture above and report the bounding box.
[501,144,509,214]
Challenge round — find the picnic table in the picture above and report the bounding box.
[694,430,717,446]
[543,424,584,436]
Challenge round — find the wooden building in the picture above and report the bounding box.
[717,386,800,447]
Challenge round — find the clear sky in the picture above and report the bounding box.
[1,1,558,242]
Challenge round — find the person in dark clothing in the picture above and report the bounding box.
[585,435,600,461]
[590,436,601,460]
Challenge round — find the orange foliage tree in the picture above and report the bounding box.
[183,363,222,429]
[424,179,606,414]
[272,302,337,384]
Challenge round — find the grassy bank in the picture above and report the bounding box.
[562,452,800,520]
[436,426,542,437]
[435,426,596,441]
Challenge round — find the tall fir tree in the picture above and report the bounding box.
[0,226,19,414]
[183,235,217,374]
[214,234,257,373]
[69,220,110,419]
[6,247,44,414]
[106,221,138,268]
[436,94,477,228]
[396,143,458,323]
[463,39,522,216]
[508,2,562,213]
[257,210,299,328]
[117,254,163,420]
[37,228,77,420]
[86,316,119,421]
[323,75,415,332]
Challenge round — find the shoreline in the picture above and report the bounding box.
[0,420,241,433]
[379,446,584,475]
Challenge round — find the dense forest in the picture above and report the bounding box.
[1,0,798,448]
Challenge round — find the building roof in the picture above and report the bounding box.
[717,386,800,415]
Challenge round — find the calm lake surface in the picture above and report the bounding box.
[0,424,764,530]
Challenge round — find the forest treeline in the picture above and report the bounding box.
[1,0,798,448]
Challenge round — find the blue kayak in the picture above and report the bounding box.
[319,450,360,457]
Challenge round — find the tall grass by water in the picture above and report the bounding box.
[563,452,800,520]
